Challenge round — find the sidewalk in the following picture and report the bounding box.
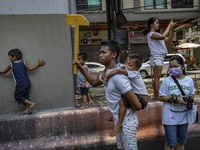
[1,98,200,150]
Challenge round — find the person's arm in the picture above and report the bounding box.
[159,96,172,102]
[74,61,102,87]
[159,78,171,102]
[164,27,174,42]
[104,69,128,85]
[109,69,128,76]
[160,96,187,105]
[25,60,45,71]
[116,76,142,110]
[0,64,11,74]
[164,20,176,42]
[82,67,89,88]
[151,20,175,40]
[124,90,142,110]
[139,95,149,104]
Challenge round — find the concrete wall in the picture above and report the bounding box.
[1,101,200,149]
[0,0,75,113]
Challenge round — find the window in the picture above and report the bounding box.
[77,0,101,11]
[144,0,167,9]
[171,0,193,8]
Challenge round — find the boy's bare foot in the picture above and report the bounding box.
[28,103,36,113]
[109,124,122,137]
[79,105,89,109]
[106,116,114,121]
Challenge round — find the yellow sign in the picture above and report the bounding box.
[66,15,89,74]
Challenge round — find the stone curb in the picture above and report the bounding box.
[0,100,200,150]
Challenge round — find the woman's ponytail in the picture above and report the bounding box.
[143,24,150,35]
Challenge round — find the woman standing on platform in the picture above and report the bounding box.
[143,17,176,100]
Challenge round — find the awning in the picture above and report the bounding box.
[175,43,200,50]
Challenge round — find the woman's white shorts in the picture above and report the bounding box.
[150,54,165,67]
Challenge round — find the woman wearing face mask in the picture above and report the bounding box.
[159,55,195,150]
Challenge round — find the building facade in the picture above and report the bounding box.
[77,0,200,62]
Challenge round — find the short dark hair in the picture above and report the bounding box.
[8,48,22,60]
[101,40,120,60]
[128,54,142,68]
[78,53,87,61]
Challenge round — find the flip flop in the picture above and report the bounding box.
[89,102,94,105]
[19,112,28,115]
[28,103,36,113]
[79,106,88,109]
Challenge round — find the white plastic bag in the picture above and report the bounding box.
[187,104,198,125]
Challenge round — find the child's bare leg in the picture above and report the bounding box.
[87,94,93,104]
[109,99,126,137]
[23,103,29,113]
[24,99,35,109]
[82,95,87,107]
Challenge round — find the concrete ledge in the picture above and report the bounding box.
[0,101,200,150]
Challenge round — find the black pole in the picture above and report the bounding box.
[111,0,117,41]
[106,0,111,40]
[117,0,121,12]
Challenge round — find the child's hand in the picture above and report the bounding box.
[38,60,45,66]
[82,83,86,88]
[103,69,120,86]
[73,60,82,69]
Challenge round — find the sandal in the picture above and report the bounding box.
[28,103,36,113]
[79,106,86,109]
[19,111,28,115]
[79,105,89,109]
[89,101,94,105]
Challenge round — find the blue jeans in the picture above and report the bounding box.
[164,124,188,147]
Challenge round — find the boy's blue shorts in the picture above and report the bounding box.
[164,124,188,147]
[14,85,30,105]
[80,87,89,95]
